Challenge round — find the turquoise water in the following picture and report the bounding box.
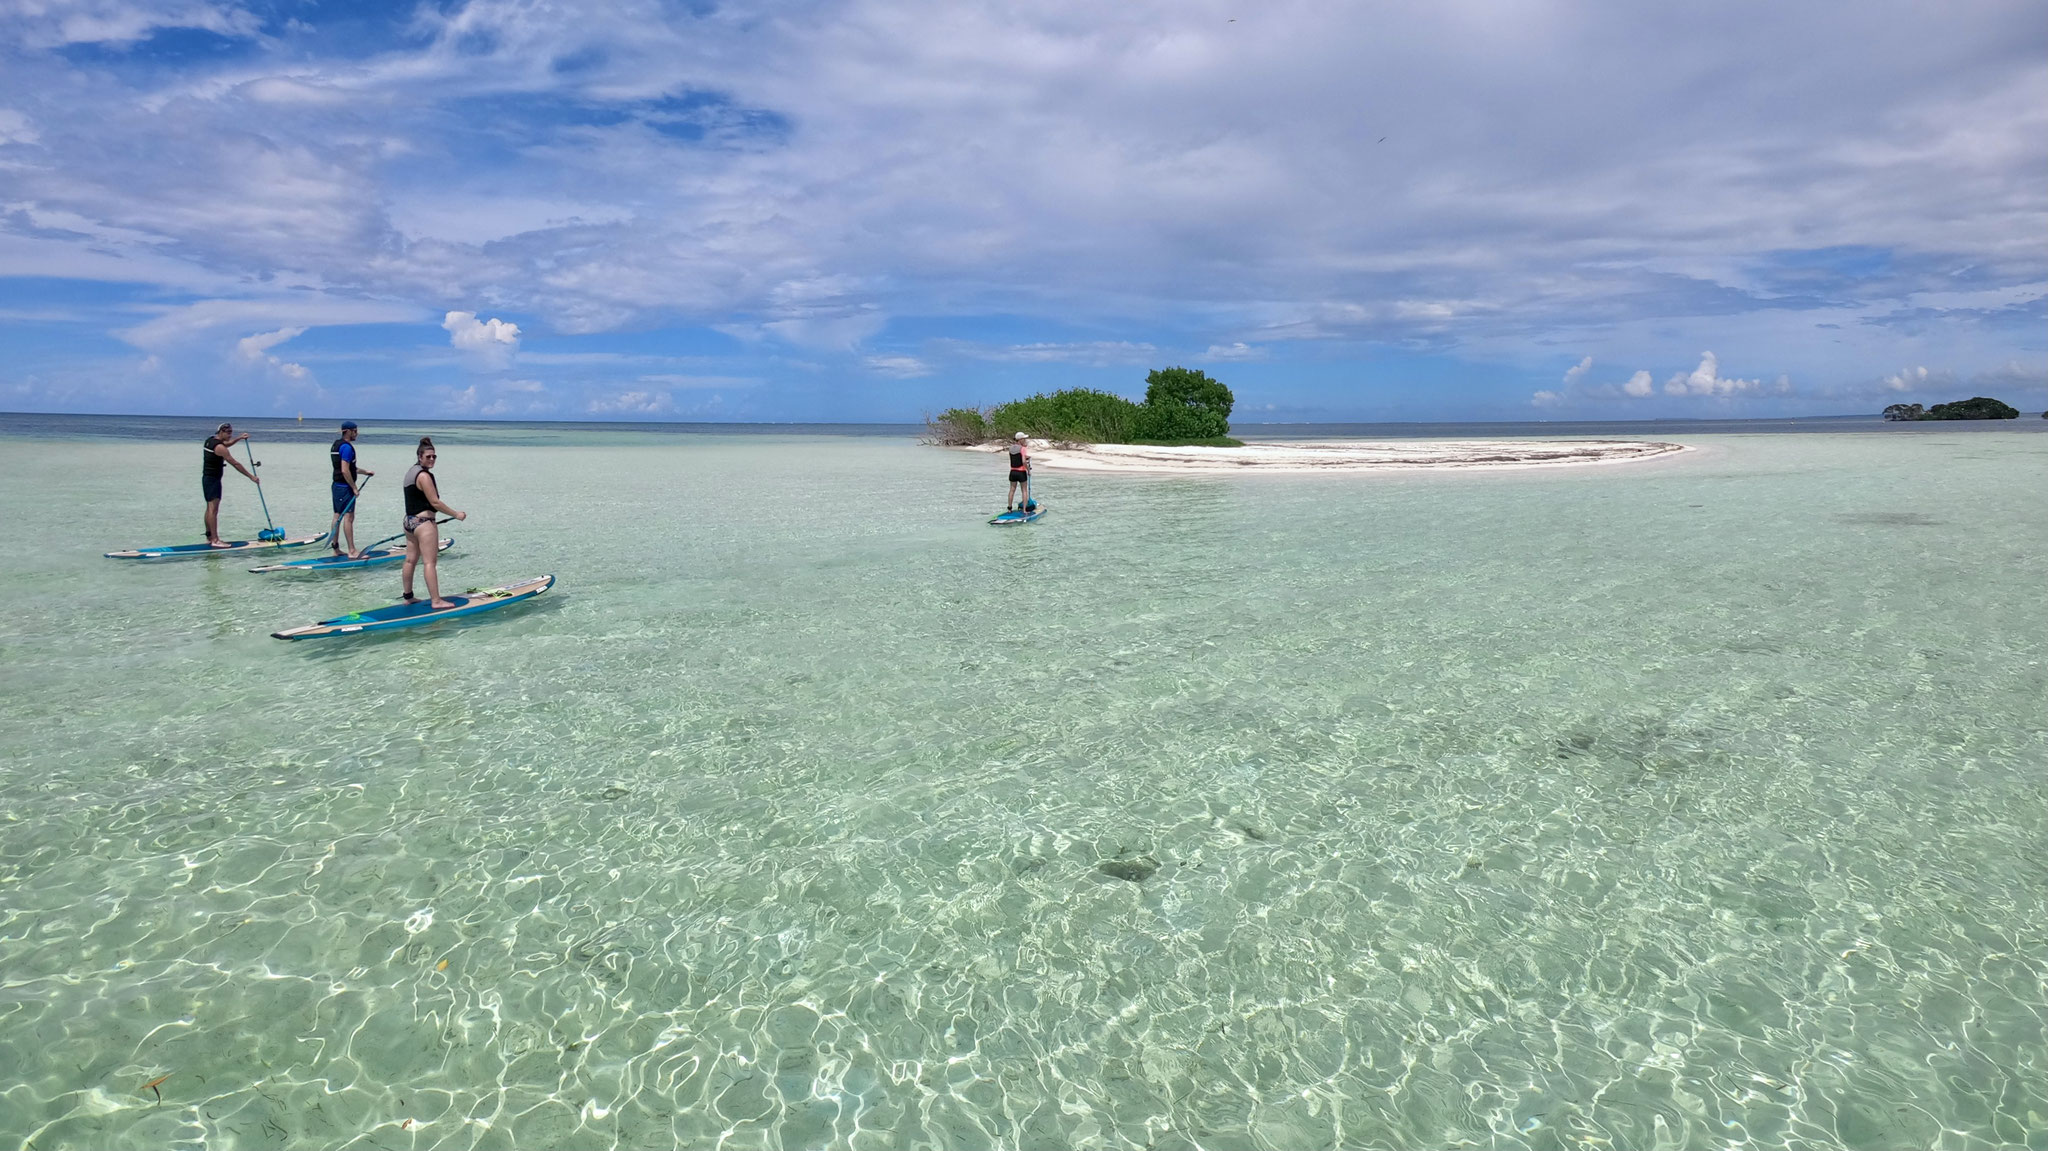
[1,426,2045,1150]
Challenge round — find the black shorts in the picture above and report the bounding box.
[1009,469,1028,483]
[202,474,223,503]
[332,483,356,513]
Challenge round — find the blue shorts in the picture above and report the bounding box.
[332,483,357,514]
[202,475,223,503]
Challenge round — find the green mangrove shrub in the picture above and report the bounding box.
[942,366,1239,446]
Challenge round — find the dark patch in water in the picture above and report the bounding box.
[1097,856,1160,883]
[599,786,629,801]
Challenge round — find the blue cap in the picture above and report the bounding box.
[340,420,358,429]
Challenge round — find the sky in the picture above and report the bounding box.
[0,0,2042,423]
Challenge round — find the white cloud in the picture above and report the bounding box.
[4,0,259,48]
[1883,365,1929,392]
[234,326,303,360]
[1562,356,1593,387]
[442,310,521,367]
[941,340,1158,366]
[1201,342,1264,362]
[0,109,37,146]
[864,354,931,378]
[233,324,312,380]
[118,298,421,350]
[1530,389,1564,407]
[1663,351,1791,397]
[1622,370,1654,397]
[586,389,675,415]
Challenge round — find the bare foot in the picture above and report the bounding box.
[430,598,455,609]
[208,540,232,548]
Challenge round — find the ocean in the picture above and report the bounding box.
[1,413,2043,1149]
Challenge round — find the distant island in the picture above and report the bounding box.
[1882,397,2020,421]
[927,367,1242,446]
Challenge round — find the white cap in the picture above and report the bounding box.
[1014,432,1027,440]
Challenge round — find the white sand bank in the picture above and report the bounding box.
[967,438,1690,474]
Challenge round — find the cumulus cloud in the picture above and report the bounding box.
[1202,342,1265,362]
[0,109,37,147]
[233,325,311,380]
[586,389,675,415]
[1530,358,1657,407]
[1883,365,1929,392]
[864,355,931,378]
[1664,352,1791,397]
[443,310,520,368]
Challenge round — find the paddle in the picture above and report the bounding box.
[243,437,285,542]
[360,516,453,555]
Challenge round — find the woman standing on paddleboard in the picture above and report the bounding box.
[1006,431,1033,512]
[400,437,466,608]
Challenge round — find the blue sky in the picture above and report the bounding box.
[0,0,2041,422]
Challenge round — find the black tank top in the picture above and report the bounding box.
[1008,448,1025,468]
[403,466,435,516]
[202,435,226,478]
[330,438,350,484]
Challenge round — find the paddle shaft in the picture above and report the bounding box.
[243,438,280,536]
[362,516,453,554]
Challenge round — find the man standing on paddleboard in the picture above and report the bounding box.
[1006,431,1033,512]
[327,420,374,558]
[201,422,259,548]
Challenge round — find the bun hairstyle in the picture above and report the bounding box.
[416,436,435,459]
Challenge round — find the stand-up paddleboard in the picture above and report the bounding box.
[988,505,1047,525]
[271,574,554,640]
[106,533,328,560]
[250,537,452,573]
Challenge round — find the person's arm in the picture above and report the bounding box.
[218,442,258,482]
[340,444,367,485]
[415,473,466,520]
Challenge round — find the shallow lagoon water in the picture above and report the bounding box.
[1,423,2045,1150]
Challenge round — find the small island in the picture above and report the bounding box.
[928,367,1242,447]
[1882,397,2020,421]
[931,367,1689,473]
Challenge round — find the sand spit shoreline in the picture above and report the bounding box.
[964,438,1692,474]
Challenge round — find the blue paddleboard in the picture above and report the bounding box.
[988,505,1047,525]
[250,537,452,573]
[271,574,554,640]
[106,533,327,560]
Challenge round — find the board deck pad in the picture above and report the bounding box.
[250,537,452,573]
[271,574,554,640]
[106,533,327,560]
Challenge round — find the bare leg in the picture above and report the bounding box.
[418,520,449,607]
[341,511,358,557]
[205,498,226,545]
[328,513,343,552]
[401,527,420,600]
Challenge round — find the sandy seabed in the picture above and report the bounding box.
[971,438,1691,474]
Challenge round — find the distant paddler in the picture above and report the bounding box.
[1006,431,1035,513]
[327,420,375,558]
[400,436,467,608]
[201,422,259,548]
